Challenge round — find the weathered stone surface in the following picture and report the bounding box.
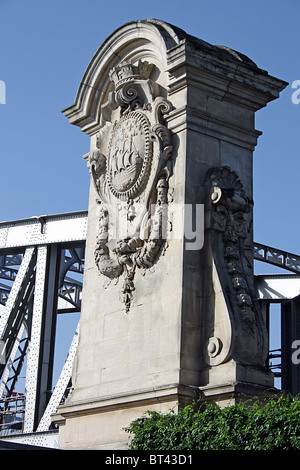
[53,19,287,449]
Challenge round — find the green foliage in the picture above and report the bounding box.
[125,395,300,450]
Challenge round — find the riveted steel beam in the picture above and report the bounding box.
[0,212,86,444]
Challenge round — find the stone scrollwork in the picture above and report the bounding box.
[207,166,254,326]
[207,337,223,359]
[84,60,173,311]
[205,166,268,365]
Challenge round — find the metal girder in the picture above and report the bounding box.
[256,272,300,395]
[36,322,80,432]
[0,254,23,267]
[0,248,36,376]
[0,210,87,250]
[255,274,300,301]
[254,242,300,274]
[0,323,29,398]
[23,245,57,433]
[0,212,86,447]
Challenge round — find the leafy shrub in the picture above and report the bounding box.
[125,395,300,450]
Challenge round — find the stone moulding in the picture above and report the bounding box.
[55,383,199,420]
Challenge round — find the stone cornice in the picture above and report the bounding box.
[52,383,199,423]
[167,42,288,111]
[165,105,262,149]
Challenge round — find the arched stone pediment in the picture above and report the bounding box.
[62,19,183,135]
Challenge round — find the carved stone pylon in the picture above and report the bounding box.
[53,20,287,449]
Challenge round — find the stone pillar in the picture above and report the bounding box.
[53,20,287,449]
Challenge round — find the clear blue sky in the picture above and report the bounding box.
[0,0,299,386]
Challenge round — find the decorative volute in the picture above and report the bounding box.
[62,19,184,135]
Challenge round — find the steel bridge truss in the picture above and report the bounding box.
[0,210,300,447]
[255,242,300,395]
[0,211,87,447]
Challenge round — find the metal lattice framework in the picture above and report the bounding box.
[0,211,87,448]
[0,210,299,447]
[254,242,300,274]
[254,242,300,394]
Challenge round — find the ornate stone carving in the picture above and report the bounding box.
[207,166,254,323]
[106,112,151,198]
[84,60,173,311]
[205,166,268,365]
[207,337,223,359]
